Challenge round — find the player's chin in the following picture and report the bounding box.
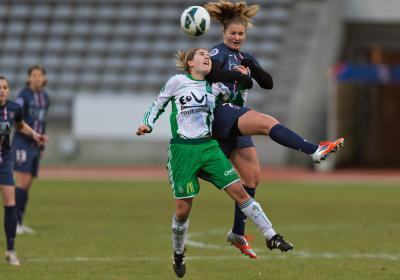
[201,68,211,76]
[231,42,241,50]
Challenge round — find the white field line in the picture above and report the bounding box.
[186,239,400,261]
[188,223,400,234]
[21,228,400,263]
[22,251,399,263]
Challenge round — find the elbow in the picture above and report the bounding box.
[260,80,273,90]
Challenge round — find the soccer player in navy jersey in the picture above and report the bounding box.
[11,65,50,234]
[0,76,47,265]
[204,0,344,258]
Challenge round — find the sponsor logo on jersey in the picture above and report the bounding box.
[0,121,11,135]
[179,91,205,106]
[224,167,235,176]
[180,106,209,116]
[228,61,239,71]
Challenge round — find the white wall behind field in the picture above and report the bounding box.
[73,94,171,141]
[345,0,400,22]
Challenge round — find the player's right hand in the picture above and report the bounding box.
[234,65,250,76]
[136,125,152,136]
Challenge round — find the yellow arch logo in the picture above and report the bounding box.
[186,182,194,193]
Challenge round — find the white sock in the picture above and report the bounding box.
[239,198,276,240]
[171,215,189,254]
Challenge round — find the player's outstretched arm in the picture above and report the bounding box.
[136,125,152,136]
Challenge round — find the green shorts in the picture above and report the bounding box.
[167,138,240,199]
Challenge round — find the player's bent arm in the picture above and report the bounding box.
[15,120,48,145]
[241,58,273,90]
[207,60,253,89]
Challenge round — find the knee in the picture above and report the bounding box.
[175,208,190,222]
[261,115,280,135]
[238,188,250,202]
[2,195,15,207]
[241,170,261,188]
[242,178,260,189]
[228,182,251,204]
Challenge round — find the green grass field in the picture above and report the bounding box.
[1,179,399,280]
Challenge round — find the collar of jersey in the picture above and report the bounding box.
[186,74,206,81]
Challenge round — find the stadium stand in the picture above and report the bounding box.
[0,0,295,120]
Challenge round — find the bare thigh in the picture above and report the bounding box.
[238,110,279,136]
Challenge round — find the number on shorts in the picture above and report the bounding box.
[15,149,27,163]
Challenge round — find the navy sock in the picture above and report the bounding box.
[232,186,256,236]
[15,187,28,225]
[269,124,318,154]
[4,206,17,251]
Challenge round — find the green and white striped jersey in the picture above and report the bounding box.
[142,74,230,139]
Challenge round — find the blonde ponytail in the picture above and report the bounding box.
[204,0,259,30]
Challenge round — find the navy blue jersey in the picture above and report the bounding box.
[13,87,50,146]
[210,43,261,97]
[0,100,23,159]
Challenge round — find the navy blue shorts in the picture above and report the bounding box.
[0,153,15,186]
[212,103,255,158]
[12,141,41,177]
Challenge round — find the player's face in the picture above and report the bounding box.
[0,79,10,104]
[29,69,46,91]
[189,49,212,76]
[223,23,246,51]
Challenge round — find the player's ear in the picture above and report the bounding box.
[187,60,195,68]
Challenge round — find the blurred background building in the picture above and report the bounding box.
[0,0,399,168]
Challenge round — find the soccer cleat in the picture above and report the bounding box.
[226,230,257,259]
[266,234,293,252]
[311,138,344,163]
[16,224,35,235]
[172,251,186,278]
[5,250,20,266]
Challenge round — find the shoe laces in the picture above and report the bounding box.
[243,235,254,242]
[318,141,331,149]
[271,234,285,245]
[174,252,185,265]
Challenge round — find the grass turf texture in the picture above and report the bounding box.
[1,179,399,279]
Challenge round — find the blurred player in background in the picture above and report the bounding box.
[136,48,292,278]
[12,65,50,234]
[0,76,48,266]
[204,0,344,258]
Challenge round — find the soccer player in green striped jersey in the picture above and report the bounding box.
[137,48,292,278]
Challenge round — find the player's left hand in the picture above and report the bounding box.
[33,133,48,146]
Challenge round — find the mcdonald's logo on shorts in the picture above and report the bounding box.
[186,182,194,193]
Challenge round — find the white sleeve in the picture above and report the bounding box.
[141,75,178,130]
